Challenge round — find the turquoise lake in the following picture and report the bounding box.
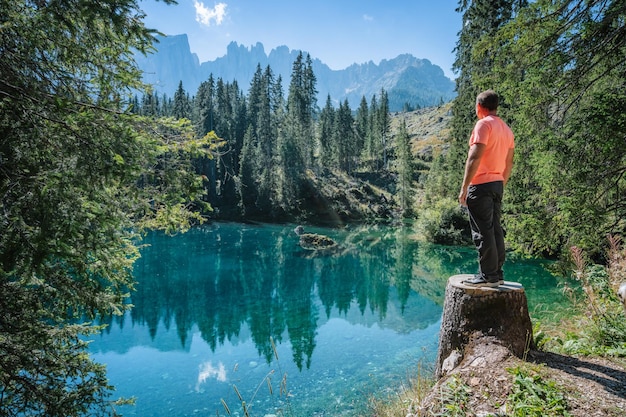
[87,222,568,416]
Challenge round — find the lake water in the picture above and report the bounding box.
[87,222,567,416]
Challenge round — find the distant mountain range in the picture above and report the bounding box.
[135,34,456,112]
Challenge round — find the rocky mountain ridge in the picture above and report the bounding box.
[135,34,456,111]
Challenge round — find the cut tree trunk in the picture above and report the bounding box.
[435,274,534,379]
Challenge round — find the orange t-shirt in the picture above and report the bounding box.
[469,115,515,185]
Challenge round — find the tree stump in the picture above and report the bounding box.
[435,274,534,379]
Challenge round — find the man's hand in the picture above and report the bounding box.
[459,188,468,207]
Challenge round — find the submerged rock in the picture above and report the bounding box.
[294,225,337,251]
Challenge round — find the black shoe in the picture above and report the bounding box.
[463,274,503,288]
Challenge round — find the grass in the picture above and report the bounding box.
[367,362,470,417]
[369,362,572,417]
[430,375,471,417]
[367,362,435,416]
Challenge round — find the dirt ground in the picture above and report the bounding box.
[417,338,626,416]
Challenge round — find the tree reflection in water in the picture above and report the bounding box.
[102,223,452,369]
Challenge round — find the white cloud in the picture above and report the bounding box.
[194,1,227,27]
[363,14,374,22]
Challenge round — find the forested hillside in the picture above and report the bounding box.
[131,55,436,224]
[424,0,626,258]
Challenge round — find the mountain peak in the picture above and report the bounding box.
[226,40,266,55]
[137,38,456,111]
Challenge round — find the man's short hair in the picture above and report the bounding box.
[476,90,499,111]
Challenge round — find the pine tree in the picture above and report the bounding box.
[239,65,265,212]
[0,0,212,414]
[215,78,248,205]
[394,119,415,216]
[130,94,140,114]
[239,124,258,213]
[238,64,287,215]
[256,65,278,210]
[366,94,382,170]
[333,99,357,173]
[377,89,391,170]
[318,95,336,169]
[193,76,219,204]
[426,0,526,202]
[173,80,192,119]
[195,75,216,135]
[160,93,171,117]
[277,52,319,209]
[141,90,159,116]
[286,52,318,170]
[355,95,369,165]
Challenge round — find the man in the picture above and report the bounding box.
[458,90,515,287]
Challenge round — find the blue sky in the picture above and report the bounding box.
[140,0,462,79]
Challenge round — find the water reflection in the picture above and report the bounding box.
[100,223,446,369]
[196,361,227,391]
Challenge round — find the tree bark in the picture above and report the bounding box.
[435,274,534,379]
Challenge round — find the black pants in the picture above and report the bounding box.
[466,181,505,280]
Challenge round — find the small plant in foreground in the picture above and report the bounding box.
[505,365,570,417]
[430,375,471,417]
[218,337,293,417]
[532,321,550,350]
[564,238,626,355]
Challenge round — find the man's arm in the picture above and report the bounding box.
[458,143,485,206]
[503,148,514,185]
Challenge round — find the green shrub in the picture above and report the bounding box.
[415,198,472,246]
[560,242,626,355]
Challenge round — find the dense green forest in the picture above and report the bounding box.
[1,0,625,415]
[0,0,215,415]
[128,62,405,223]
[425,0,626,259]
